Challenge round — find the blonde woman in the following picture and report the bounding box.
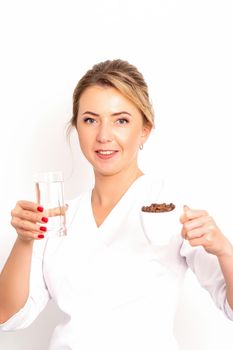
[0,59,233,349]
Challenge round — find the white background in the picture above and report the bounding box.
[0,0,233,349]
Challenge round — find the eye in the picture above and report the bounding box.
[83,117,96,124]
[116,118,129,125]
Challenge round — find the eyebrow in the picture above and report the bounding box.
[81,111,132,117]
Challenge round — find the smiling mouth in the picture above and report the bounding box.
[96,150,118,155]
[95,150,119,159]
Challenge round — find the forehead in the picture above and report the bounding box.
[78,85,140,114]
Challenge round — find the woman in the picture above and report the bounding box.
[0,59,233,349]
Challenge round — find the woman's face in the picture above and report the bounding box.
[76,85,151,177]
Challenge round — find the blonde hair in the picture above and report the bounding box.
[69,59,154,132]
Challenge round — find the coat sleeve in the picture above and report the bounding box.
[180,239,233,321]
[0,196,82,331]
[0,239,50,331]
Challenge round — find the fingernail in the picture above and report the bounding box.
[41,217,48,223]
[38,234,44,239]
[37,206,44,212]
[40,226,47,232]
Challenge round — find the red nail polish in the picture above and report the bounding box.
[37,206,44,212]
[42,217,48,223]
[38,234,44,239]
[40,226,47,232]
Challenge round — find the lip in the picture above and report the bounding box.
[95,150,119,160]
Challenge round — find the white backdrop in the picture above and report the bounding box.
[0,0,233,349]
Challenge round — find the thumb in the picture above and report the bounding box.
[179,205,190,224]
[183,204,190,212]
[47,204,69,217]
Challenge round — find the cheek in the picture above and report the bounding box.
[115,128,141,146]
[77,125,91,142]
[77,130,90,151]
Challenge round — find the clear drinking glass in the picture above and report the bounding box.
[34,171,67,236]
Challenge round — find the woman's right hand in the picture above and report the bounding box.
[11,201,48,241]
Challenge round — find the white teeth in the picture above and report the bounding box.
[98,150,114,155]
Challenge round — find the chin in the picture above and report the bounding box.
[94,169,120,177]
[93,165,123,177]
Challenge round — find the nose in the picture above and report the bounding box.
[96,121,113,143]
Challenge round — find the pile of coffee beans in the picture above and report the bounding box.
[141,203,175,212]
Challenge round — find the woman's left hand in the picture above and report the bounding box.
[180,205,233,258]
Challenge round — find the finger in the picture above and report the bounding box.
[187,236,207,247]
[179,205,189,223]
[17,228,46,241]
[17,200,44,213]
[186,232,214,247]
[12,208,49,224]
[180,206,208,224]
[11,217,47,234]
[47,204,68,217]
[183,215,213,232]
[185,227,206,240]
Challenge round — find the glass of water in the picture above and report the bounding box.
[34,171,67,236]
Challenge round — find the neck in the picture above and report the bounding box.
[92,167,143,207]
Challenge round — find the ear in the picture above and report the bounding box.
[141,122,152,143]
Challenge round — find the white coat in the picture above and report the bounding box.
[1,175,232,349]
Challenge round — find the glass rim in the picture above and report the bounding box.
[33,171,64,183]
